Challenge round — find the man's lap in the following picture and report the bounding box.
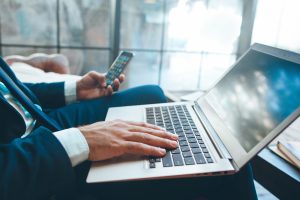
[48,85,257,200]
[47,85,166,128]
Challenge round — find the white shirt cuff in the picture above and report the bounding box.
[64,81,77,104]
[53,128,90,167]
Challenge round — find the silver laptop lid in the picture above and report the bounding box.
[197,43,300,169]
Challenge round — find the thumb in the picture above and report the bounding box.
[88,71,106,87]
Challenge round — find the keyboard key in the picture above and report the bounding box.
[155,158,161,162]
[171,148,181,154]
[184,157,195,165]
[168,129,176,134]
[162,152,173,167]
[181,146,190,152]
[194,154,206,164]
[207,158,213,163]
[149,158,155,163]
[179,141,188,146]
[178,136,186,141]
[157,123,164,127]
[166,125,173,129]
[202,148,208,153]
[173,122,180,126]
[198,139,204,144]
[185,133,195,138]
[176,132,185,137]
[204,153,211,158]
[147,120,155,125]
[200,144,206,148]
[191,148,202,154]
[194,131,200,136]
[188,138,197,143]
[189,143,199,148]
[182,151,193,157]
[189,122,195,126]
[149,162,156,168]
[146,108,151,111]
[172,154,184,166]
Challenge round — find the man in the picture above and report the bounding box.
[0,55,257,200]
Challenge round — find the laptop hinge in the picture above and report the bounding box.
[193,102,233,160]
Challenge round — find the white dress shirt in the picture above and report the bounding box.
[52,81,90,167]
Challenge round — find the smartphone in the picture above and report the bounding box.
[105,51,133,86]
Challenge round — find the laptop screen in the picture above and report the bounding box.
[204,49,300,152]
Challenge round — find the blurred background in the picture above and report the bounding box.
[0,0,299,91]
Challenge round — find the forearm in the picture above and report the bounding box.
[25,82,65,108]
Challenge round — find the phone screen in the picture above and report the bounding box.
[105,51,133,85]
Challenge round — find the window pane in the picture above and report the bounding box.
[60,49,110,75]
[60,0,111,47]
[2,47,56,57]
[252,0,300,53]
[199,53,235,90]
[120,51,160,89]
[0,0,57,45]
[120,0,164,50]
[160,52,202,91]
[164,0,242,53]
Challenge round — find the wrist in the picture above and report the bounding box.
[53,128,89,167]
[78,126,94,160]
[65,81,78,104]
[76,81,80,100]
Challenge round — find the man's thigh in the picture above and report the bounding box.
[47,85,166,128]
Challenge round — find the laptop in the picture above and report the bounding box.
[87,43,300,183]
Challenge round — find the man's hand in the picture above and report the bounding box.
[79,120,178,161]
[76,71,125,101]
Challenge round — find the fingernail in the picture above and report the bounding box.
[171,134,178,140]
[160,148,166,155]
[171,141,178,147]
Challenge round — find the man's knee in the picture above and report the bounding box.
[135,85,167,104]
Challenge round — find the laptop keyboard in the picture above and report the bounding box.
[146,105,213,168]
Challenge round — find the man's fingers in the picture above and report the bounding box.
[125,131,178,149]
[128,125,178,141]
[126,121,165,131]
[113,79,120,91]
[106,85,113,96]
[123,142,166,157]
[89,71,106,86]
[118,74,125,83]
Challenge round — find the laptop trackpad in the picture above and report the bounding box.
[94,154,145,164]
[87,154,147,183]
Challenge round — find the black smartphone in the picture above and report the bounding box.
[105,51,133,86]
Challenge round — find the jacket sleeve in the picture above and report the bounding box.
[0,126,75,200]
[25,82,66,109]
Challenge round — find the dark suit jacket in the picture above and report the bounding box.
[0,61,75,199]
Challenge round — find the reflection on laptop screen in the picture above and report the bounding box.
[205,49,300,152]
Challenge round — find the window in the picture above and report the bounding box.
[0,0,244,91]
[0,0,111,75]
[120,0,243,90]
[252,0,300,53]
